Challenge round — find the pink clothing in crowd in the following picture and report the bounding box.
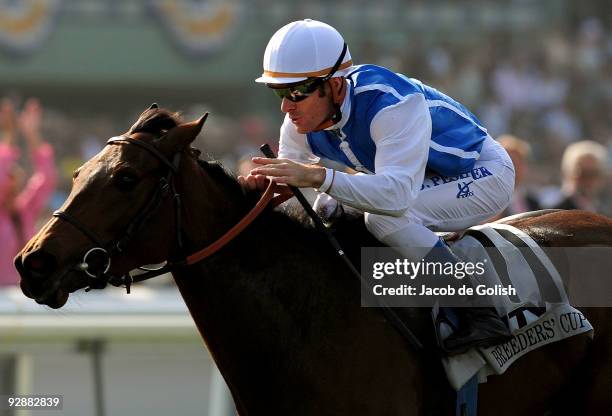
[0,143,57,286]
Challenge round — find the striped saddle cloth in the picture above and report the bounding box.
[439,223,593,391]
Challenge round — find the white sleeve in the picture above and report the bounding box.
[325,93,431,216]
[278,115,320,164]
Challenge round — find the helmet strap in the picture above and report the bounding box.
[313,78,345,131]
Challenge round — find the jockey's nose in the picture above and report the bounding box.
[18,249,57,281]
[281,97,296,113]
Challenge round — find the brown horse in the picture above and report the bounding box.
[15,107,612,415]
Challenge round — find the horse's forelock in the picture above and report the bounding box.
[129,108,184,137]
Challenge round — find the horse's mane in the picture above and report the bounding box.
[197,158,246,200]
[128,107,242,196]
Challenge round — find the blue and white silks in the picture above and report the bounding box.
[306,64,488,176]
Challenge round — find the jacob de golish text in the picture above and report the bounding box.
[373,283,516,296]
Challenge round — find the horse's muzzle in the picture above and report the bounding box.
[17,249,57,280]
[15,250,69,308]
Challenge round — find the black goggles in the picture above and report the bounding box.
[269,43,348,103]
[271,78,323,102]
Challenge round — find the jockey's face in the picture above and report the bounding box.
[280,78,343,134]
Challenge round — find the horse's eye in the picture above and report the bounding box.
[114,172,140,192]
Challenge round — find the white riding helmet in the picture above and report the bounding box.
[255,19,353,85]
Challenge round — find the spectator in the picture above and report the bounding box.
[0,98,57,286]
[553,140,608,213]
[495,134,542,218]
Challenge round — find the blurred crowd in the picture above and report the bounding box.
[0,98,57,286]
[0,15,610,287]
[360,16,612,207]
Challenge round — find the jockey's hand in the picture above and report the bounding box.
[249,157,326,188]
[236,173,293,198]
[237,173,269,192]
[313,193,344,223]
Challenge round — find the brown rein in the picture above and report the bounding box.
[184,180,292,265]
[109,180,292,292]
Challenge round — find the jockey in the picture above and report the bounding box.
[239,19,514,353]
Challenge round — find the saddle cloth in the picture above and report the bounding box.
[437,223,594,391]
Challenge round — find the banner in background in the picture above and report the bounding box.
[0,0,244,59]
[149,0,244,58]
[0,0,61,56]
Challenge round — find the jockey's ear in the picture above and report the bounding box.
[158,113,208,153]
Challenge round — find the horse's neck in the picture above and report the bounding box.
[172,245,437,414]
[171,166,434,414]
[175,163,247,250]
[171,229,332,413]
[172,165,320,410]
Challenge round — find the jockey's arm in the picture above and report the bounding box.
[237,117,320,192]
[319,94,431,216]
[243,94,431,217]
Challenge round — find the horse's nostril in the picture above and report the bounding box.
[23,250,57,279]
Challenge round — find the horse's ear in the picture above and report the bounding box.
[148,103,159,110]
[196,112,209,128]
[159,112,209,152]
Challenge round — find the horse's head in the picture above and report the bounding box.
[15,104,208,308]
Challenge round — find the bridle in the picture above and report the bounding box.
[52,132,291,293]
[52,133,182,292]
